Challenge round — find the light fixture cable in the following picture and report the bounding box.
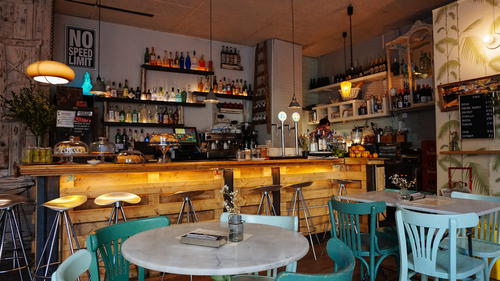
[288,0,300,108]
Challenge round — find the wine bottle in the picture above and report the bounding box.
[185,51,191,70]
[179,52,185,69]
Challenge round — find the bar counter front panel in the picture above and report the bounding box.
[19,158,384,260]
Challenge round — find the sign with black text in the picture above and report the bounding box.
[459,93,495,139]
[66,26,95,68]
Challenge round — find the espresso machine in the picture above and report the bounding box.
[202,132,242,159]
[240,122,258,149]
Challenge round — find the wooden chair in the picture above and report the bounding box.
[86,216,170,281]
[396,208,484,281]
[51,250,91,281]
[328,199,398,281]
[451,191,500,281]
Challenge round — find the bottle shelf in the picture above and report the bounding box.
[391,102,435,113]
[141,64,214,76]
[306,71,387,94]
[312,98,390,124]
[103,122,184,128]
[192,91,252,100]
[93,96,206,107]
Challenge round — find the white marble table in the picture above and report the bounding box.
[339,190,500,216]
[121,221,309,276]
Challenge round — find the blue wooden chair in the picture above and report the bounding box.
[274,237,355,281]
[86,216,170,281]
[328,199,398,281]
[219,213,298,280]
[51,249,91,281]
[451,191,500,281]
[396,208,484,281]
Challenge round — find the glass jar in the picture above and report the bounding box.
[53,136,89,161]
[115,148,145,164]
[90,137,116,161]
[228,214,244,242]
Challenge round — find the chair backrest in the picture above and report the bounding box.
[52,250,91,281]
[275,238,355,281]
[451,191,500,243]
[328,199,386,256]
[396,208,478,280]
[220,213,298,274]
[86,216,170,281]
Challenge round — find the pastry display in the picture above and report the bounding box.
[53,136,88,156]
[90,137,116,155]
[149,133,179,145]
[115,149,145,164]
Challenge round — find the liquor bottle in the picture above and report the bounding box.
[115,129,122,151]
[140,105,147,123]
[122,80,129,98]
[391,57,399,76]
[122,129,128,150]
[146,89,152,100]
[197,78,204,92]
[132,108,139,123]
[208,58,213,72]
[134,87,141,100]
[175,89,182,103]
[212,76,218,92]
[129,86,135,99]
[152,106,159,123]
[221,46,226,64]
[198,54,206,70]
[397,90,403,108]
[108,105,114,122]
[179,52,185,69]
[172,108,179,124]
[119,106,126,122]
[144,133,150,143]
[133,129,139,142]
[163,50,168,67]
[150,47,156,65]
[140,129,145,141]
[169,87,176,102]
[414,85,421,104]
[157,107,164,124]
[110,81,117,97]
[191,50,198,70]
[144,47,150,64]
[128,129,134,147]
[186,84,193,103]
[162,107,170,124]
[156,55,161,66]
[168,52,173,67]
[185,52,191,70]
[236,49,241,66]
[125,106,132,122]
[180,88,187,103]
[114,105,120,121]
[174,52,179,68]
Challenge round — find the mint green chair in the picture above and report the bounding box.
[396,208,484,281]
[219,213,298,280]
[52,250,91,281]
[274,238,355,281]
[86,216,170,281]
[328,199,398,281]
[451,191,500,281]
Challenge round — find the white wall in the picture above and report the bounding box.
[54,14,255,132]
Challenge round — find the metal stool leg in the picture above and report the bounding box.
[177,199,187,224]
[116,202,127,222]
[35,211,61,279]
[10,208,32,281]
[187,198,198,222]
[290,189,299,216]
[257,192,266,215]
[265,192,277,216]
[297,188,318,260]
[108,205,117,225]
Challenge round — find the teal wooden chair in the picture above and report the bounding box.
[86,216,170,281]
[396,208,484,281]
[274,238,355,281]
[451,191,500,281]
[219,213,298,280]
[51,249,91,281]
[328,199,398,281]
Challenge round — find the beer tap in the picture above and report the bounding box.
[291,112,301,156]
[277,111,288,156]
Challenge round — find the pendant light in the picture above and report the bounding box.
[204,0,219,104]
[26,60,75,84]
[91,0,106,94]
[340,5,354,100]
[287,0,301,109]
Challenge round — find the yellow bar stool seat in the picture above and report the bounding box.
[35,195,87,279]
[248,184,282,216]
[0,194,33,281]
[172,190,204,224]
[94,192,141,225]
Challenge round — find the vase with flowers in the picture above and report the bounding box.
[389,174,416,201]
[221,184,243,242]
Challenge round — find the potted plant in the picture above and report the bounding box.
[221,184,242,242]
[389,174,416,200]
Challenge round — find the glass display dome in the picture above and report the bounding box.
[115,148,145,164]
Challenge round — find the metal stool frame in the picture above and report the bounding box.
[177,196,198,224]
[257,190,277,216]
[108,201,128,225]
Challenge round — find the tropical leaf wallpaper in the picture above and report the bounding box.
[433,0,500,195]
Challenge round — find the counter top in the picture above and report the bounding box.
[18,158,385,176]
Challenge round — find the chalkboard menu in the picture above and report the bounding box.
[459,93,495,139]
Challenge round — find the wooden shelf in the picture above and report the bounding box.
[306,71,387,94]
[93,96,205,107]
[141,64,214,76]
[440,150,500,155]
[192,91,252,100]
[103,122,184,128]
[391,102,435,113]
[313,98,390,124]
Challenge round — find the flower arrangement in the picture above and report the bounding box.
[298,134,309,151]
[389,174,417,189]
[221,184,240,214]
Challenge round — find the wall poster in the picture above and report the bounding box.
[66,25,95,68]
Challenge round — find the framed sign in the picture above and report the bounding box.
[66,26,95,68]
[459,92,495,139]
[437,74,499,111]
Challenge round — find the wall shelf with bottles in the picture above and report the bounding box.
[306,71,387,94]
[141,64,214,76]
[391,101,435,113]
[103,122,184,128]
[312,98,390,124]
[93,96,206,107]
[191,91,252,100]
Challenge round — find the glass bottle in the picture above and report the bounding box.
[174,52,179,68]
[175,89,182,103]
[185,51,191,70]
[144,47,150,64]
[108,105,114,122]
[119,106,126,122]
[197,78,204,92]
[115,129,122,151]
[168,52,173,67]
[191,50,198,70]
[125,106,132,122]
[123,80,129,98]
[179,52,185,69]
[198,54,206,70]
[114,105,120,121]
[132,108,139,123]
[150,47,156,65]
[157,107,164,124]
[163,107,170,124]
[140,105,148,123]
[180,88,187,103]
[169,87,176,102]
[122,129,128,150]
[163,50,168,67]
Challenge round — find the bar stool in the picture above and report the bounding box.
[332,179,356,199]
[34,195,87,280]
[172,190,204,224]
[285,181,319,260]
[0,194,33,281]
[248,184,281,216]
[94,192,141,225]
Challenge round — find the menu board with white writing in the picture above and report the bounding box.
[459,93,495,139]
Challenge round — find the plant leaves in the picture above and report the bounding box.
[467,162,490,195]
[434,7,446,24]
[438,155,462,172]
[437,60,460,81]
[463,19,482,33]
[488,55,500,72]
[448,12,456,20]
[435,37,459,53]
[440,144,449,150]
[438,119,460,139]
[437,26,446,34]
[490,16,500,34]
[450,25,458,32]
[450,71,458,80]
[461,36,488,65]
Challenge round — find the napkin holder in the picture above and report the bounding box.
[180,232,227,248]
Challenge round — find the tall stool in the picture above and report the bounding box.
[0,194,33,281]
[34,195,87,280]
[332,179,356,199]
[94,192,141,225]
[286,181,319,260]
[249,184,281,216]
[172,190,204,224]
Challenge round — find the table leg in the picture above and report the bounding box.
[467,227,473,256]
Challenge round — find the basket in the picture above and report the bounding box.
[339,87,361,101]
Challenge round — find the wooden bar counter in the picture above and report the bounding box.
[19,158,384,260]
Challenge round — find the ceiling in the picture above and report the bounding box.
[55,0,452,57]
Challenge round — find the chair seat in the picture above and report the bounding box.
[172,190,205,198]
[231,275,274,281]
[456,237,500,258]
[408,250,484,279]
[332,179,357,185]
[359,231,399,255]
[43,195,87,211]
[94,192,141,206]
[284,182,313,190]
[0,194,27,209]
[249,184,282,193]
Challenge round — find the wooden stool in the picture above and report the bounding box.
[285,181,319,260]
[248,184,281,216]
[94,192,141,225]
[34,195,87,280]
[0,194,33,281]
[172,190,204,224]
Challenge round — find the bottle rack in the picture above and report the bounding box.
[313,97,390,123]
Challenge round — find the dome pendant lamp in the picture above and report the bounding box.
[26,60,75,85]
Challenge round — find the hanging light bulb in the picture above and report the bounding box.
[287,0,300,109]
[90,0,106,94]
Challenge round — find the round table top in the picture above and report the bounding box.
[121,221,309,276]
